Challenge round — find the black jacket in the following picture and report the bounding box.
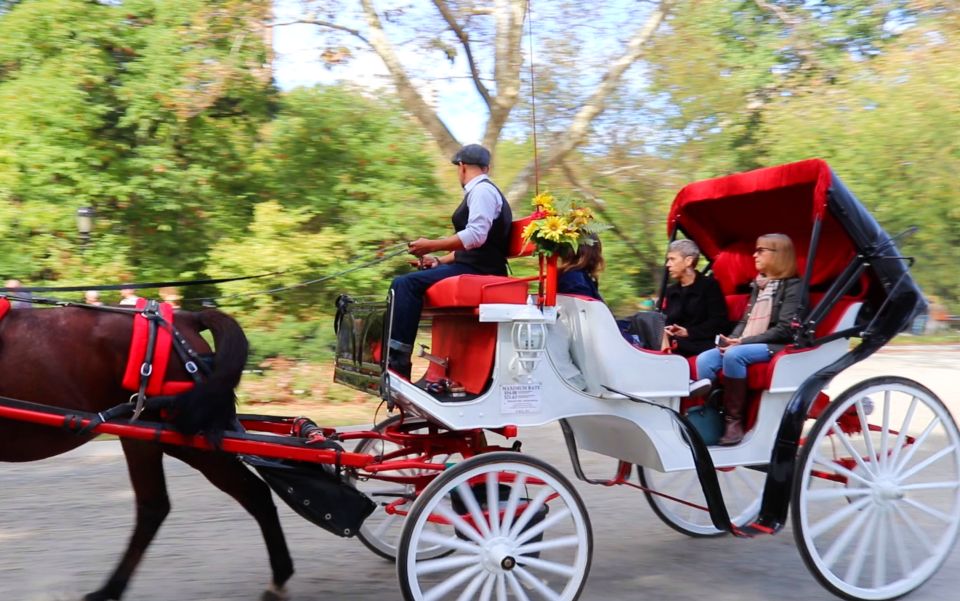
[662,272,729,357]
[731,277,805,353]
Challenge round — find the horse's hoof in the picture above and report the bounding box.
[261,584,290,601]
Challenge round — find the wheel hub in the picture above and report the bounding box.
[481,538,517,573]
[873,478,905,503]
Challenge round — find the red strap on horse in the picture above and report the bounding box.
[121,298,187,396]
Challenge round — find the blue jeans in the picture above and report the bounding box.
[696,344,773,381]
[388,263,482,352]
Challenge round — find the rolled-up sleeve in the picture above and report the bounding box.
[456,182,503,250]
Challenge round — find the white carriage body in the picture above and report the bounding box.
[388,294,862,473]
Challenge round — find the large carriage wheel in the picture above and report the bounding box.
[352,415,467,562]
[638,464,764,537]
[397,452,592,601]
[793,376,960,600]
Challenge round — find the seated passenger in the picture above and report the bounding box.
[556,234,604,300]
[661,239,729,357]
[695,233,805,445]
[550,235,605,390]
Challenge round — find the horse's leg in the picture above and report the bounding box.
[84,440,170,601]
[163,446,295,601]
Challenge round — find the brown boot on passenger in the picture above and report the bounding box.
[718,377,748,446]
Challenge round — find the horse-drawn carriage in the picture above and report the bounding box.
[2,158,957,601]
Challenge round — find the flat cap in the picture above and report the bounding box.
[451,144,491,167]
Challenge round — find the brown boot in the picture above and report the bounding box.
[718,378,748,446]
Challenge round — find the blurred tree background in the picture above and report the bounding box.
[1,0,957,370]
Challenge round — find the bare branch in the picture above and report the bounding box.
[359,0,460,156]
[753,0,801,27]
[560,161,646,259]
[433,0,492,107]
[484,0,526,149]
[505,0,671,202]
[271,19,370,45]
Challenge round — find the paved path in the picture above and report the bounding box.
[2,348,959,600]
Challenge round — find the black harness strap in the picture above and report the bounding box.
[131,300,162,421]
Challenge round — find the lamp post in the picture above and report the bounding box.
[76,206,95,246]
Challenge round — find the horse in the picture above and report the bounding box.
[0,303,294,601]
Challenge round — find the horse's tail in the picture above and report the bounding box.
[170,310,249,443]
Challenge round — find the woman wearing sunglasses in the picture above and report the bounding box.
[694,233,805,445]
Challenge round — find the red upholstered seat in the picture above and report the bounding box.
[424,275,529,308]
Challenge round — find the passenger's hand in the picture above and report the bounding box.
[408,238,435,257]
[717,334,741,353]
[665,324,688,338]
[418,255,439,269]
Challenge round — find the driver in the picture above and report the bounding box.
[387,144,513,378]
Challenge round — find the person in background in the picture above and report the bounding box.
[695,233,804,445]
[556,234,604,300]
[84,290,103,306]
[661,239,729,356]
[119,288,141,306]
[4,279,33,309]
[158,287,182,309]
[387,144,512,379]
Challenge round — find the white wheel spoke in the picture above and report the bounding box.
[457,482,493,539]
[417,554,483,577]
[515,508,572,547]
[435,504,487,545]
[843,505,880,585]
[423,564,484,601]
[888,396,919,470]
[676,471,699,504]
[480,572,496,601]
[805,486,871,502]
[508,488,552,539]
[733,468,763,495]
[501,474,527,535]
[457,571,489,601]
[487,472,501,536]
[902,497,956,523]
[873,507,889,588]
[892,503,936,555]
[899,480,960,492]
[821,502,874,568]
[893,416,941,475]
[517,535,581,556]
[879,390,892,473]
[514,565,563,601]
[419,530,483,554]
[808,495,873,540]
[856,400,879,477]
[372,512,399,538]
[897,445,956,483]
[812,455,874,488]
[496,573,508,601]
[517,554,576,579]
[887,510,914,578]
[831,424,877,479]
[505,571,532,601]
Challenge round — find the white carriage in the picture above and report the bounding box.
[333,159,960,601]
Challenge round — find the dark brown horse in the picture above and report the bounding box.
[0,305,293,601]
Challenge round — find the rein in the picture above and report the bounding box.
[0,242,410,307]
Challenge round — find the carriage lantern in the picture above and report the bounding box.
[76,206,95,245]
[510,320,547,381]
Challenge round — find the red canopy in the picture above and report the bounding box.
[667,159,857,293]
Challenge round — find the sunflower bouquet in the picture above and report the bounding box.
[521,192,605,256]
